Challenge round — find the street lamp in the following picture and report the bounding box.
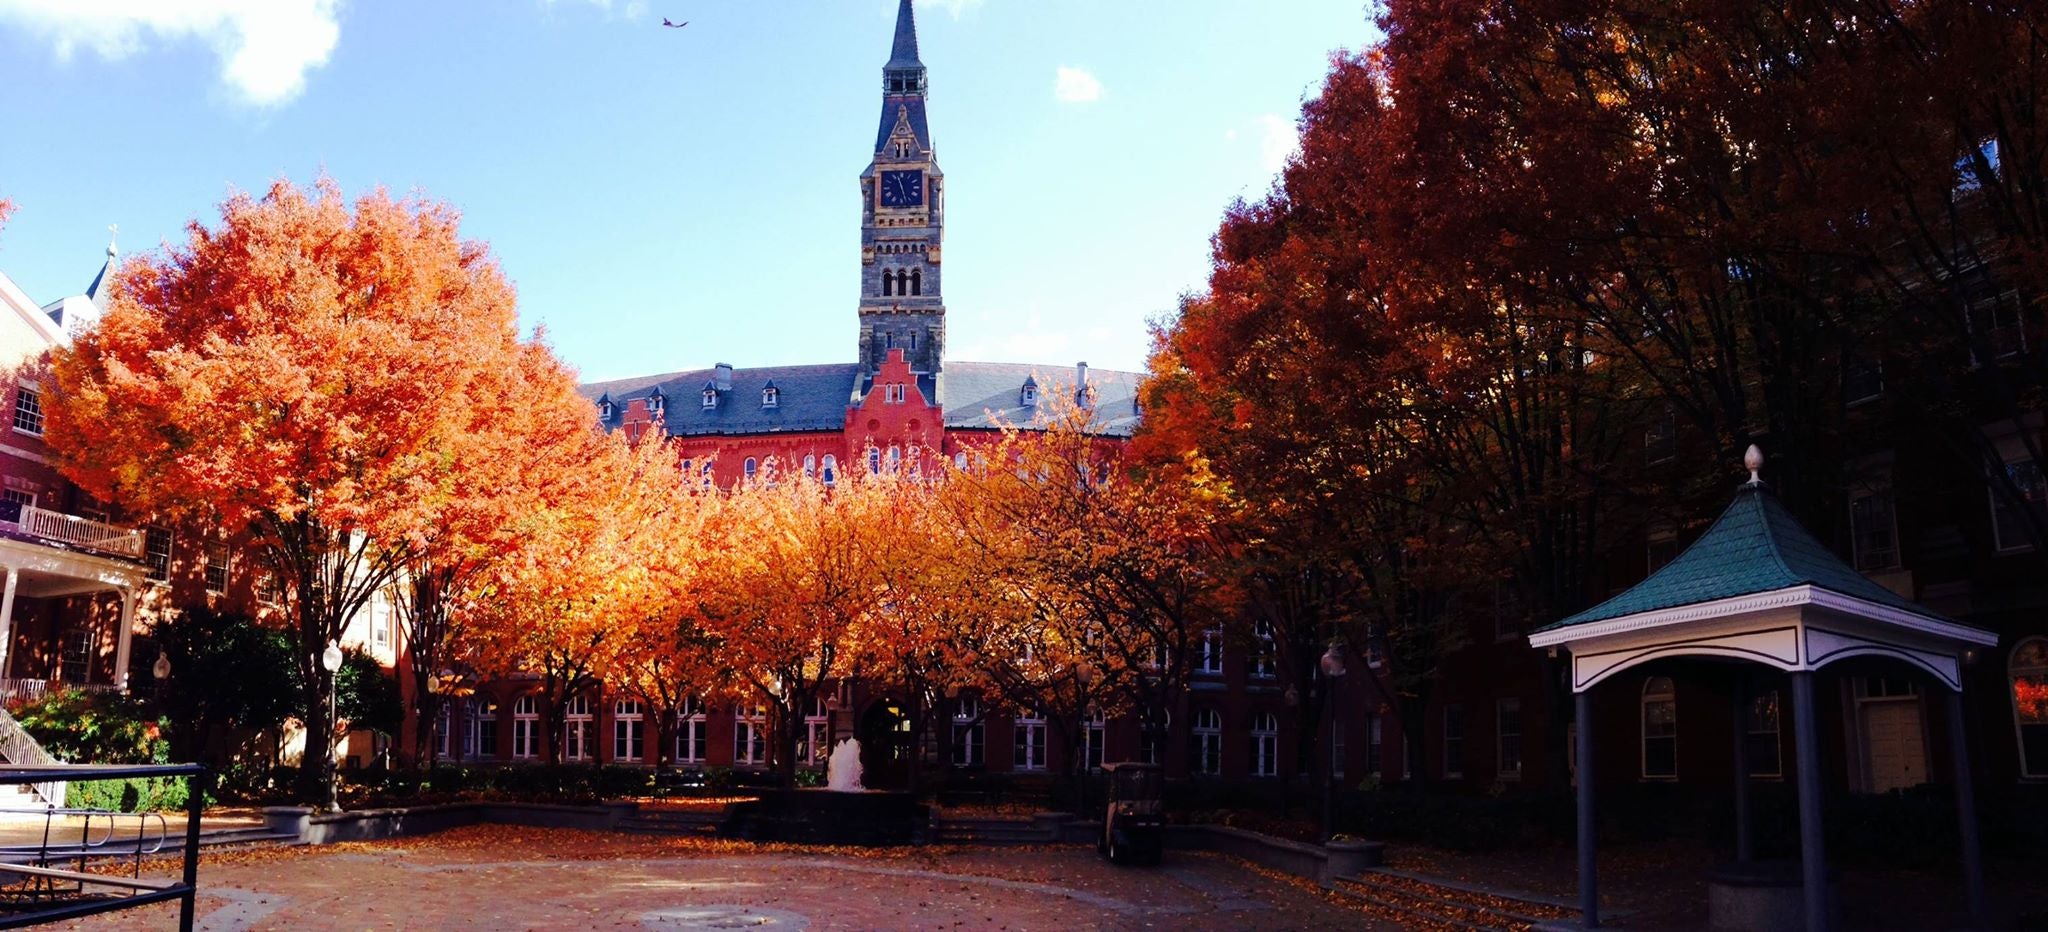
[151,651,171,682]
[321,642,343,811]
[1319,641,1348,844]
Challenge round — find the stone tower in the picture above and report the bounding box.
[857,0,945,384]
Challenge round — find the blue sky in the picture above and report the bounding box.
[0,0,1377,381]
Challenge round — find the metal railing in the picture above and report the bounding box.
[0,763,208,931]
[0,710,61,809]
[0,505,145,560]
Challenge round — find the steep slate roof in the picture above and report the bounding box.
[939,362,1142,437]
[887,0,921,68]
[580,360,1145,439]
[581,364,860,436]
[1537,483,1946,632]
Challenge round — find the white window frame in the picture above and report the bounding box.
[1496,699,1522,780]
[1193,708,1222,775]
[743,457,758,483]
[2011,637,2048,779]
[1747,689,1783,779]
[11,383,43,436]
[60,627,93,683]
[734,705,768,767]
[952,697,984,767]
[820,455,838,487]
[470,698,496,760]
[512,695,539,760]
[204,542,230,595]
[563,694,594,762]
[1642,676,1678,780]
[1250,712,1278,777]
[144,527,174,583]
[801,697,829,766]
[677,697,708,764]
[1013,707,1047,772]
[1197,629,1223,675]
[1251,619,1276,679]
[762,387,779,408]
[1083,709,1105,771]
[613,699,644,764]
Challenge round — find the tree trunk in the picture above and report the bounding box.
[295,645,337,809]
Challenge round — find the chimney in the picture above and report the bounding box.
[1075,361,1091,407]
[714,363,734,391]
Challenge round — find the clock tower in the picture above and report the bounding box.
[858,0,945,383]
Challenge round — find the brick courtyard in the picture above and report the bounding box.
[54,826,1389,930]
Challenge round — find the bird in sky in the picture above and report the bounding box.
[662,17,688,28]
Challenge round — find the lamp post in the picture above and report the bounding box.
[1319,641,1348,844]
[321,642,343,811]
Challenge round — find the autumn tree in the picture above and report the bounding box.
[47,178,527,807]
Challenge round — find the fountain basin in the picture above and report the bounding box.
[721,789,927,847]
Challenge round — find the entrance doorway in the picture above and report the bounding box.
[858,700,912,790]
[1856,676,1928,793]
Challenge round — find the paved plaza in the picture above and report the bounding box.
[52,826,1390,930]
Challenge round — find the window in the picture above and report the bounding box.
[11,385,43,435]
[803,454,816,479]
[0,487,31,522]
[1850,488,1901,571]
[762,387,779,408]
[471,698,497,760]
[614,699,644,763]
[820,455,838,487]
[1251,619,1276,679]
[910,269,922,296]
[1644,407,1677,464]
[512,696,539,759]
[563,695,594,762]
[2012,638,2048,779]
[868,447,882,475]
[885,383,907,404]
[1083,710,1105,771]
[1844,353,1884,405]
[886,446,901,474]
[1140,708,1169,766]
[952,697,984,767]
[435,704,453,758]
[204,542,230,594]
[735,705,768,766]
[702,388,717,409]
[144,528,172,582]
[1020,382,1038,406]
[646,392,665,416]
[1747,689,1783,778]
[369,593,392,648]
[1442,704,1465,779]
[60,627,92,683]
[953,452,968,471]
[1966,283,2027,362]
[258,570,284,605]
[1250,712,1278,777]
[881,271,893,296]
[1196,630,1222,675]
[597,399,613,420]
[1193,708,1222,775]
[1991,458,2045,552]
[1646,522,1680,574]
[743,457,758,483]
[1495,699,1523,779]
[677,697,708,764]
[1013,707,1047,771]
[801,697,830,765]
[1642,676,1678,779]
[1367,713,1383,776]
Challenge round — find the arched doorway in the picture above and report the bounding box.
[858,700,912,790]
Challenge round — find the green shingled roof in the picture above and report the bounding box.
[1536,483,1942,632]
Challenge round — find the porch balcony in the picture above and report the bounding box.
[0,502,145,561]
[0,678,118,706]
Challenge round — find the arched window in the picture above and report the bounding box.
[2013,637,2048,778]
[897,269,910,294]
[1083,709,1106,771]
[803,454,816,479]
[1251,712,1279,777]
[954,452,969,471]
[469,697,497,760]
[1193,708,1223,775]
[886,445,901,474]
[563,694,594,762]
[614,699,644,763]
[743,457,758,483]
[676,696,707,764]
[910,269,922,295]
[1013,707,1047,771]
[881,272,893,297]
[1642,676,1678,779]
[512,695,538,760]
[868,446,882,475]
[821,455,837,487]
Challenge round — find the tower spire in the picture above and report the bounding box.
[888,0,921,68]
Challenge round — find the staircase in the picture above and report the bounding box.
[928,816,1058,846]
[0,707,62,809]
[1331,868,1582,932]
[617,807,725,837]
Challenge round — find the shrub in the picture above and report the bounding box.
[65,776,209,813]
[14,688,165,765]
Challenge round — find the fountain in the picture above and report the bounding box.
[719,735,926,846]
[826,737,864,792]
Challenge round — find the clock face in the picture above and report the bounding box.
[879,170,924,208]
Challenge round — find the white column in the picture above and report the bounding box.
[112,585,135,693]
[0,567,18,681]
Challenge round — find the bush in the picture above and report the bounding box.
[66,776,209,813]
[14,688,165,765]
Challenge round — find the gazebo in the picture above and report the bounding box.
[1528,448,1998,931]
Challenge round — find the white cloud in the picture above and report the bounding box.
[0,0,340,106]
[1054,65,1103,105]
[1255,113,1300,174]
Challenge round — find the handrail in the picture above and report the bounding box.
[0,505,145,559]
[0,708,62,808]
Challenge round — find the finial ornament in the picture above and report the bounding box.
[1744,444,1764,486]
[106,224,118,257]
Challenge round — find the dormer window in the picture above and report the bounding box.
[762,386,780,408]
[1020,380,1039,407]
[647,390,665,416]
[597,397,614,420]
[702,389,717,409]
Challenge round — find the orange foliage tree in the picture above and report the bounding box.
[46,179,527,806]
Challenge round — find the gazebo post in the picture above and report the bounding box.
[1732,671,1752,863]
[1944,688,1986,927]
[1576,687,1599,928]
[1790,670,1829,932]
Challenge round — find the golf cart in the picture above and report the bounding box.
[1097,762,1164,865]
